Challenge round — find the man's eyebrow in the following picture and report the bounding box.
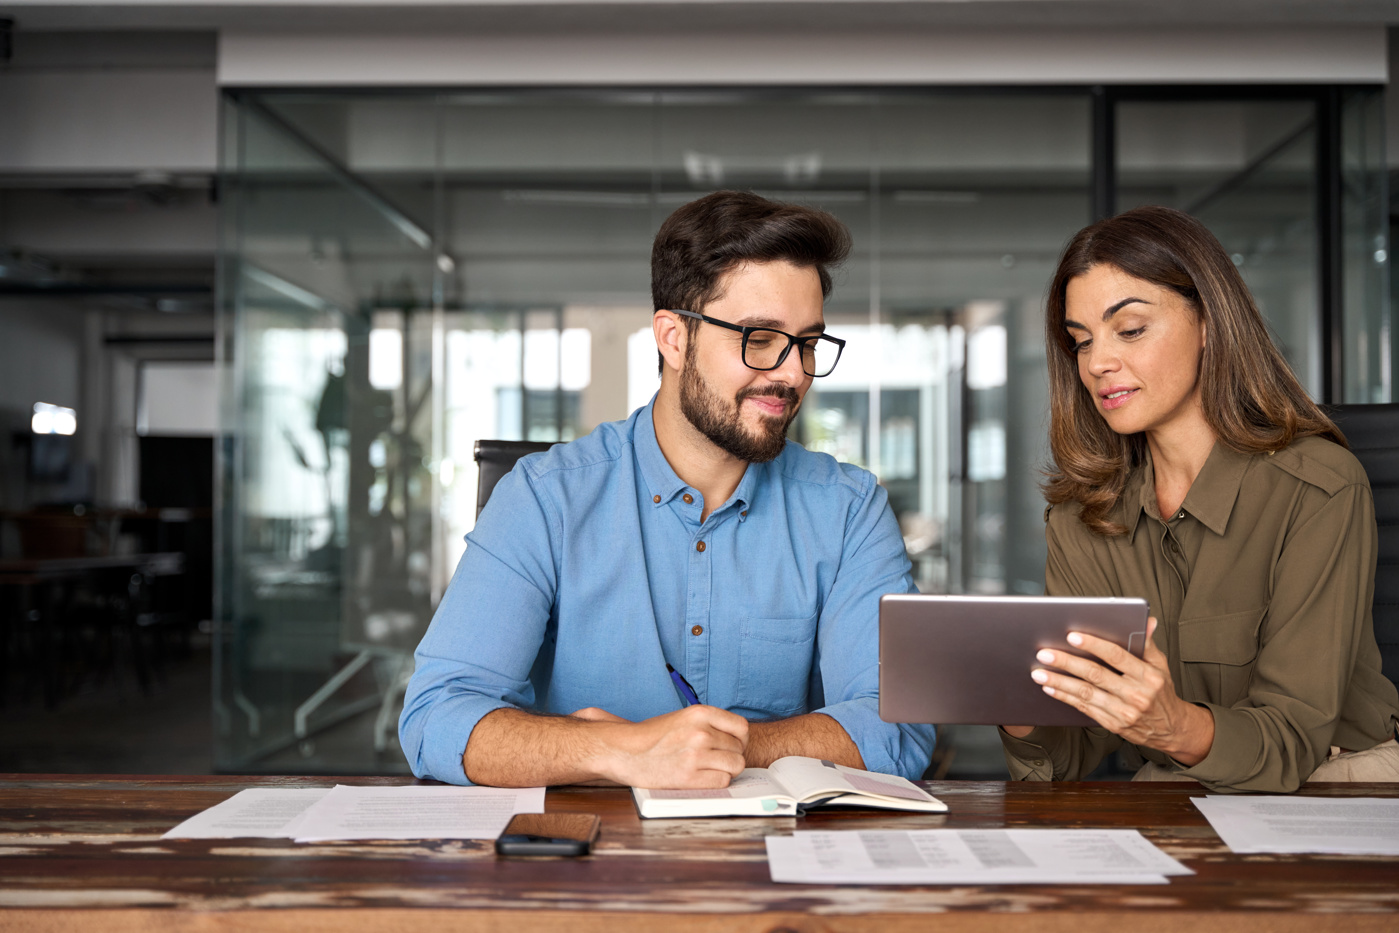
[735,315,826,335]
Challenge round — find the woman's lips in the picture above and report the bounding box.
[1100,387,1138,411]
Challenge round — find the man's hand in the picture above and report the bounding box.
[590,705,749,789]
[1027,617,1215,765]
[464,704,748,789]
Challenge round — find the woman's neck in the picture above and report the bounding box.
[1146,419,1217,520]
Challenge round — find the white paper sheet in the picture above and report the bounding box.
[766,829,1193,885]
[1193,795,1399,855]
[291,784,546,841]
[162,788,332,839]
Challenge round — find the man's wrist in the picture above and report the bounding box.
[581,719,633,784]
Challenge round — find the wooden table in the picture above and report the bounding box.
[1,775,1396,931]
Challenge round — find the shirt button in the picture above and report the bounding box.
[740,510,747,517]
[696,541,706,552]
[691,625,704,636]
[1177,510,1185,519]
[653,495,661,504]
[1169,540,1179,552]
[682,493,694,504]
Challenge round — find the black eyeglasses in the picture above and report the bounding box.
[673,310,845,378]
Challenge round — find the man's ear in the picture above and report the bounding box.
[653,310,687,375]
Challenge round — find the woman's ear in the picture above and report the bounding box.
[653,310,687,374]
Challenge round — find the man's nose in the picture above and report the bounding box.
[768,344,808,384]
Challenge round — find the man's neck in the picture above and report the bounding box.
[651,386,749,522]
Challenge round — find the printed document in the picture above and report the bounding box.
[1192,795,1399,855]
[163,788,330,839]
[292,784,545,841]
[162,785,545,841]
[766,829,1193,884]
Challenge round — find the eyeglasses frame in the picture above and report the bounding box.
[670,309,846,378]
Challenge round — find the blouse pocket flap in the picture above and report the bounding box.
[1177,607,1266,666]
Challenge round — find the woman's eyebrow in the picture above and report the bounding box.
[1103,297,1150,320]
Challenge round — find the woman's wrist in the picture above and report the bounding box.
[1163,701,1216,767]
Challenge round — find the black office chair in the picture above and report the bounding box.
[473,440,556,518]
[1328,403,1399,690]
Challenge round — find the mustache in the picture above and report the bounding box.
[736,385,800,406]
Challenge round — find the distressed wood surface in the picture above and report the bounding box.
[0,775,1396,932]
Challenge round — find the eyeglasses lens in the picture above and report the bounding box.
[743,331,839,377]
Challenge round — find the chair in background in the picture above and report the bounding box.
[1329,403,1399,690]
[370,439,556,754]
[474,440,556,518]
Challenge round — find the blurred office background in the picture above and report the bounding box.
[0,1,1394,779]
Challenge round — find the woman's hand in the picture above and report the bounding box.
[1031,617,1216,765]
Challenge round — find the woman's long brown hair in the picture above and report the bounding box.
[1044,206,1345,536]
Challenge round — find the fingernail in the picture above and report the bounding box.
[1036,649,1054,664]
[1067,632,1083,646]
[1031,669,1049,684]
[1042,685,1056,697]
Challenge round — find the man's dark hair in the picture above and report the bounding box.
[651,190,851,372]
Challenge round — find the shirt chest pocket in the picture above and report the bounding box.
[734,613,818,719]
[1176,607,1267,705]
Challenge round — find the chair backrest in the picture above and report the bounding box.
[1329,403,1399,689]
[473,440,555,518]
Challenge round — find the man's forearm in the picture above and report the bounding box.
[463,708,610,787]
[463,704,750,788]
[745,713,864,769]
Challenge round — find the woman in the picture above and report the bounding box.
[1000,206,1399,792]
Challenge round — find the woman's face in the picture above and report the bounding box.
[1064,263,1208,441]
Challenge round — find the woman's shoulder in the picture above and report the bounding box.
[1265,434,1369,496]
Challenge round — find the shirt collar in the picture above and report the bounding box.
[634,395,755,518]
[1119,440,1248,539]
[1179,441,1250,536]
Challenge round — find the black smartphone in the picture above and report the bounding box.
[495,813,601,857]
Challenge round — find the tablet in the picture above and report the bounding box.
[878,594,1150,727]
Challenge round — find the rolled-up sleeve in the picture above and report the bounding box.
[398,467,557,785]
[815,472,936,781]
[1178,483,1376,792]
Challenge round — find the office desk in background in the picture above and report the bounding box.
[1,775,1396,932]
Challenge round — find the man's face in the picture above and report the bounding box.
[678,260,824,463]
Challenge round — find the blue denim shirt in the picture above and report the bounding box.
[399,400,936,783]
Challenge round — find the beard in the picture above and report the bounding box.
[678,342,801,463]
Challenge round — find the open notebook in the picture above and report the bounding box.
[632,756,947,818]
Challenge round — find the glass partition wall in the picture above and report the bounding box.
[217,87,1387,776]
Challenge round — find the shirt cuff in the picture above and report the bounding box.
[998,726,1054,781]
[820,698,936,781]
[1174,701,1273,791]
[413,693,514,786]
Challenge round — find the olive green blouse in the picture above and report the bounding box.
[1000,435,1399,793]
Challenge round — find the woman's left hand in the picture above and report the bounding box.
[1032,617,1215,766]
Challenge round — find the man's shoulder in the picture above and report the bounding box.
[773,442,876,498]
[517,417,633,486]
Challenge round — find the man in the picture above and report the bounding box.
[399,190,935,787]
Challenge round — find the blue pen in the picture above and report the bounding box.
[666,663,700,707]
